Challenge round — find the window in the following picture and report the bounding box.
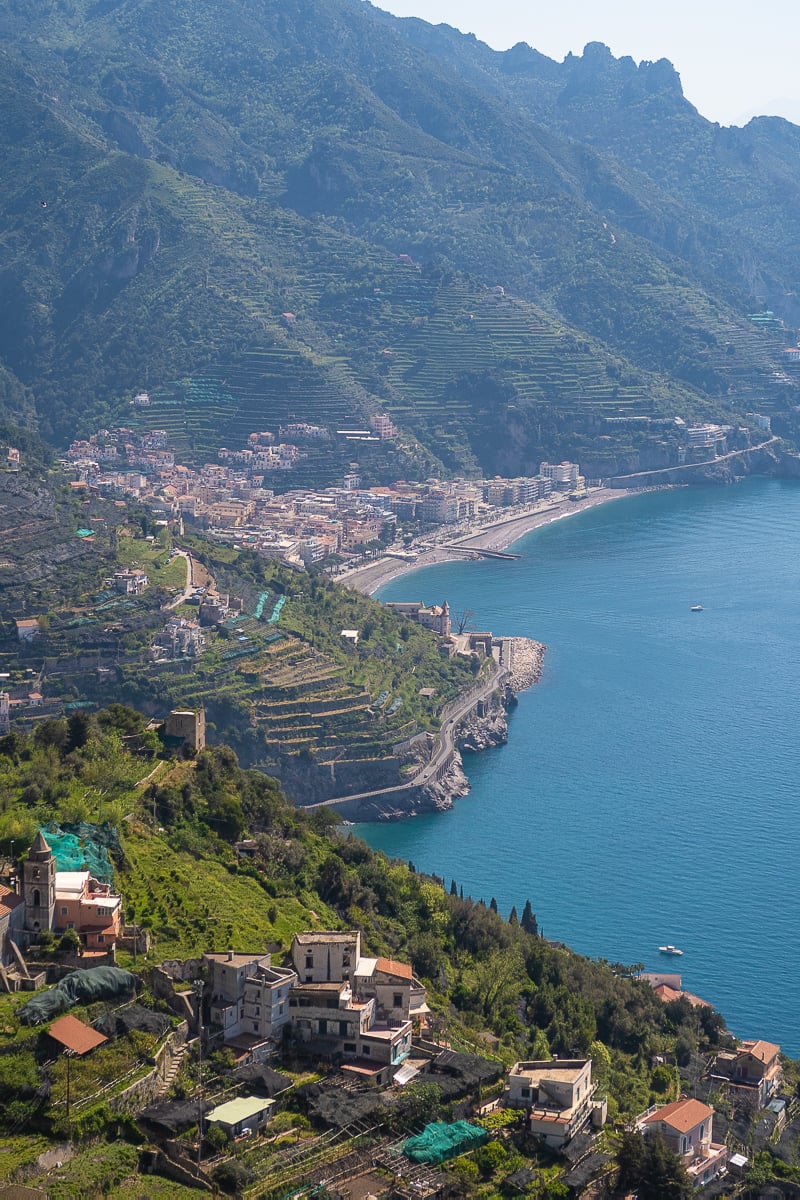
[521,1087,530,1099]
[305,955,313,968]
[305,974,313,983]
[699,1124,705,1141]
[61,905,68,916]
[33,889,41,907]
[97,934,104,943]
[362,1045,370,1055]
[253,1022,258,1031]
[319,1019,327,1035]
[344,1042,356,1052]
[681,1135,688,1154]
[339,1021,348,1036]
[393,993,402,1008]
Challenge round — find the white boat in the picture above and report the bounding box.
[690,605,703,612]
[658,944,684,956]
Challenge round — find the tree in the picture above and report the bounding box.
[58,928,81,954]
[638,1132,691,1200]
[617,1129,646,1193]
[454,607,474,634]
[521,900,538,937]
[509,906,518,926]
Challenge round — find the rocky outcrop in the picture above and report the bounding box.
[457,699,509,753]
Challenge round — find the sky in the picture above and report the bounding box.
[373,0,800,128]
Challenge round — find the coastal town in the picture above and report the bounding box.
[63,411,593,572]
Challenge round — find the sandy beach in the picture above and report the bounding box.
[343,487,634,596]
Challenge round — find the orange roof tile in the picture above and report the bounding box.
[49,1014,107,1056]
[0,884,23,914]
[740,1039,780,1063]
[653,984,682,1003]
[375,957,412,980]
[642,1098,713,1134]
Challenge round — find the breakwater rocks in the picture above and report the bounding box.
[502,637,546,693]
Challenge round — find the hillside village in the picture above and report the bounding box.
[0,812,797,1199]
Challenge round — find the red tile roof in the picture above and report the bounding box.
[49,1014,107,1056]
[642,1098,713,1134]
[375,957,412,980]
[0,884,23,914]
[741,1039,780,1063]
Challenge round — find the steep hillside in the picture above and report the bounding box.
[0,0,799,474]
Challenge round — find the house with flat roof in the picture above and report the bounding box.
[507,1059,604,1149]
[54,870,122,951]
[204,950,296,1056]
[638,1097,728,1188]
[288,931,421,1082]
[206,1095,274,1139]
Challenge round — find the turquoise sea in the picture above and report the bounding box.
[355,479,800,1055]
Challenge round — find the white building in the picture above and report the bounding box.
[539,462,582,491]
[204,950,296,1052]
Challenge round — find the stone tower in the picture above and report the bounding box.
[23,831,56,933]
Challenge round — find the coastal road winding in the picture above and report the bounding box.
[302,663,508,812]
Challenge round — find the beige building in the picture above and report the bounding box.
[508,1058,604,1148]
[164,708,206,751]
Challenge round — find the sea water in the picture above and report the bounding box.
[355,479,800,1054]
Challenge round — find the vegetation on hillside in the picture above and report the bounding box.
[0,0,798,476]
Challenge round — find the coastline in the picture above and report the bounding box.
[343,486,636,597]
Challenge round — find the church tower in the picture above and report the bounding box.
[23,831,56,933]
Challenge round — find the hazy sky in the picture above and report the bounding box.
[373,0,800,127]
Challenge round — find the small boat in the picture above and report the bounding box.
[658,945,683,956]
[690,605,703,612]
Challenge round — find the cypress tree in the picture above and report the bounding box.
[450,879,458,896]
[489,897,498,913]
[509,906,519,926]
[521,900,538,937]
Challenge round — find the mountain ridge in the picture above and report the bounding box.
[1,0,800,474]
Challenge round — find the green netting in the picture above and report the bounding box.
[403,1120,487,1164]
[40,822,120,884]
[18,967,137,1025]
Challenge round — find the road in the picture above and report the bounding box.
[302,663,508,811]
[610,437,779,483]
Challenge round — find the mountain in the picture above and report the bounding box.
[1,0,799,476]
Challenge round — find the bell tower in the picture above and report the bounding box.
[23,831,56,933]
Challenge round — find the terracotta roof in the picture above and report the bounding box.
[49,1014,107,1056]
[375,957,413,980]
[0,884,23,914]
[653,984,682,1003]
[740,1039,780,1063]
[642,1098,713,1134]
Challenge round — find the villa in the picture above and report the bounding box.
[711,1039,782,1107]
[638,1097,728,1188]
